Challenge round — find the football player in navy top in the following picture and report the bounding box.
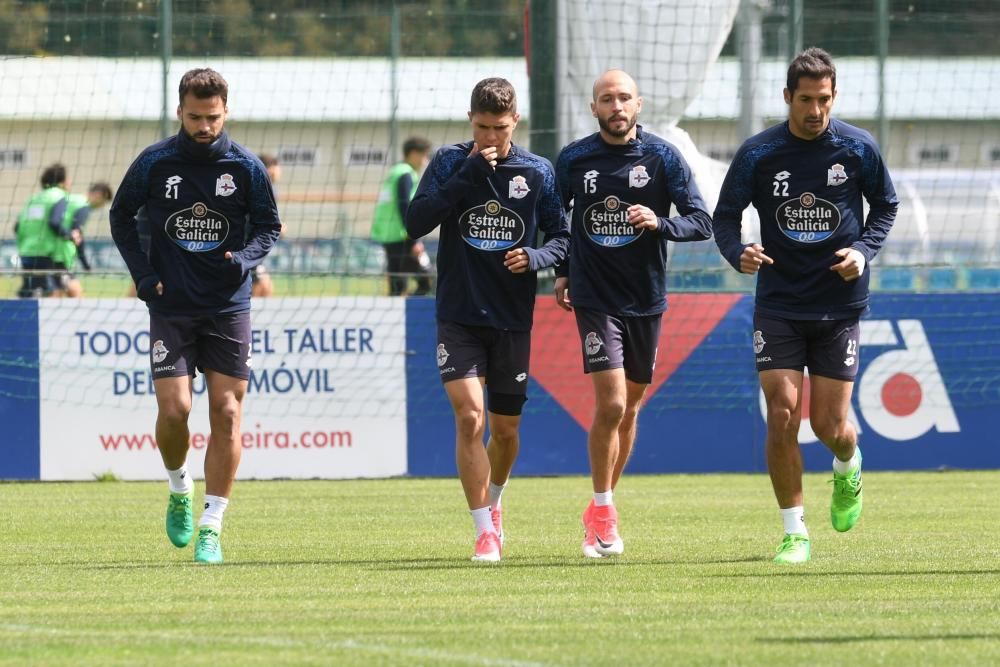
[712,48,898,564]
[406,78,569,562]
[110,69,281,564]
[555,70,712,558]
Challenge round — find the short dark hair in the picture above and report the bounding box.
[41,163,66,188]
[402,136,432,158]
[259,153,279,168]
[178,68,229,106]
[787,47,836,94]
[470,77,517,115]
[89,181,113,201]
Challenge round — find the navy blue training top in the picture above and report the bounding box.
[713,119,899,320]
[406,142,570,331]
[555,126,712,317]
[110,130,281,315]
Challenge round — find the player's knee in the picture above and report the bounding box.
[594,396,626,427]
[811,416,852,446]
[766,404,799,436]
[453,407,485,439]
[622,400,642,425]
[158,400,191,425]
[210,399,240,425]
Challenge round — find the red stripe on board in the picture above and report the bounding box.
[530,294,743,430]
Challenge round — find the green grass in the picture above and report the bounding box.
[0,274,392,298]
[2,473,1000,666]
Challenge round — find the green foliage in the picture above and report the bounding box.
[2,473,1000,664]
[0,0,527,58]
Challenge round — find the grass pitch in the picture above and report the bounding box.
[2,472,1000,666]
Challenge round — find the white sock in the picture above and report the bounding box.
[593,490,613,507]
[470,506,494,536]
[833,450,860,474]
[780,506,808,537]
[199,495,229,530]
[166,465,193,495]
[488,481,506,509]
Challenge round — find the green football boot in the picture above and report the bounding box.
[831,448,863,532]
[194,526,223,564]
[165,492,194,548]
[773,533,811,564]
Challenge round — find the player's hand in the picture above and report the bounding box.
[504,247,530,274]
[830,247,866,281]
[627,204,658,231]
[739,243,774,274]
[469,142,498,170]
[136,275,163,301]
[410,241,425,258]
[554,276,572,311]
[70,228,82,245]
[223,251,245,283]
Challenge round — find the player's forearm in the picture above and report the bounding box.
[406,159,487,238]
[525,233,570,272]
[404,195,449,239]
[655,209,712,242]
[109,209,156,283]
[233,223,281,269]
[113,235,156,284]
[853,202,899,262]
[711,213,746,271]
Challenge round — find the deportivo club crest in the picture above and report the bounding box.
[585,332,604,356]
[436,344,449,367]
[508,175,530,199]
[629,165,650,188]
[827,163,848,187]
[152,339,169,363]
[215,173,237,197]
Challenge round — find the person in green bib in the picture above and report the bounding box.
[52,181,113,297]
[15,164,70,298]
[371,136,433,296]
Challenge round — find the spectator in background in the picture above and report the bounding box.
[373,136,433,296]
[52,181,114,297]
[252,152,283,297]
[15,163,69,298]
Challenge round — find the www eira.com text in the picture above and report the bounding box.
[100,427,353,451]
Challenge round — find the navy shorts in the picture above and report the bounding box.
[574,307,663,384]
[436,320,530,396]
[149,311,252,381]
[753,313,860,381]
[19,256,57,297]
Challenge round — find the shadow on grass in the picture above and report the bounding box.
[709,568,1000,578]
[756,633,1000,644]
[69,554,769,571]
